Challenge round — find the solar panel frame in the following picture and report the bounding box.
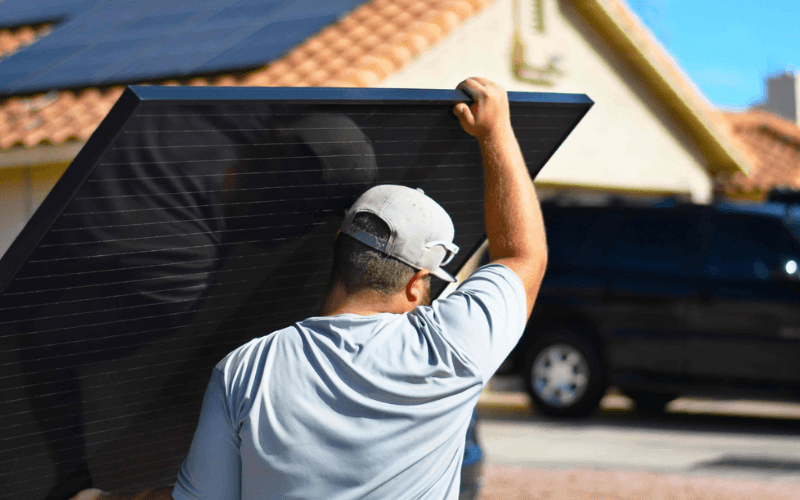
[0,86,592,500]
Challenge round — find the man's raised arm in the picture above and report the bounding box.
[453,77,548,318]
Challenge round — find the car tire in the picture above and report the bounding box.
[523,329,605,418]
[625,391,675,414]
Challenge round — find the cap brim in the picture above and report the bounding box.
[431,267,456,283]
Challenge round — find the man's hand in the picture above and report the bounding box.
[454,77,513,141]
[71,489,106,500]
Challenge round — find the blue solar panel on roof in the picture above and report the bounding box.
[0,0,366,96]
[0,0,103,28]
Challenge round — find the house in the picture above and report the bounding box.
[0,0,754,257]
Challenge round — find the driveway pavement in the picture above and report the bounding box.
[476,376,800,485]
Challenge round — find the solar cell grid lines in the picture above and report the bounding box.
[0,85,591,500]
[0,0,364,95]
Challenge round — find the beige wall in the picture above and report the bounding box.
[381,0,714,202]
[0,164,67,258]
[0,168,29,258]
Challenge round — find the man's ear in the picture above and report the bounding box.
[406,269,431,305]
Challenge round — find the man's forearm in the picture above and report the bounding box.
[479,127,546,265]
[479,126,548,313]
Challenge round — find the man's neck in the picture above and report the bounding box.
[320,282,409,317]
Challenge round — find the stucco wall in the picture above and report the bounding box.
[380,0,713,202]
[0,168,28,258]
[0,164,66,258]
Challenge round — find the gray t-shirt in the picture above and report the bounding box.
[172,263,527,500]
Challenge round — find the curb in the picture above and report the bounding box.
[476,391,533,415]
[477,390,800,420]
[476,390,636,416]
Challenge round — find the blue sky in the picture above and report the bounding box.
[628,0,799,110]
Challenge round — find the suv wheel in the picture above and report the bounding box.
[523,330,605,418]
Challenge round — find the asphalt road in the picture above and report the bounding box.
[478,377,800,484]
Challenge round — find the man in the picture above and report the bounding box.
[73,76,547,500]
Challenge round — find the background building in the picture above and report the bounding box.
[753,71,799,125]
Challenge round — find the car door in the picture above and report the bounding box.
[539,205,622,303]
[599,206,706,377]
[684,212,800,384]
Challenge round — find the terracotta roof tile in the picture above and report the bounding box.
[0,25,51,60]
[0,0,490,152]
[719,111,800,197]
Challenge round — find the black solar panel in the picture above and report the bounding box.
[0,86,592,500]
[0,0,364,96]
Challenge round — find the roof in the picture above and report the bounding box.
[0,0,753,181]
[0,25,51,59]
[572,0,751,177]
[0,0,490,154]
[718,110,800,198]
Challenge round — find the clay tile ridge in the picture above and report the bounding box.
[720,110,800,193]
[723,110,800,148]
[0,0,491,152]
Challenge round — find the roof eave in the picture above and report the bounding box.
[0,142,82,170]
[573,0,751,177]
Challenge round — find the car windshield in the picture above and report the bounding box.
[790,221,800,244]
[789,206,800,245]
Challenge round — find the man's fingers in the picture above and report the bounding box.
[70,489,105,500]
[453,103,475,128]
[456,81,476,101]
[469,76,493,87]
[457,78,486,101]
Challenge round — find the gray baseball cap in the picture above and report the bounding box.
[340,184,459,282]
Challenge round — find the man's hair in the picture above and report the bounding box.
[331,213,426,295]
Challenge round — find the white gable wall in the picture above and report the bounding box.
[381,0,713,202]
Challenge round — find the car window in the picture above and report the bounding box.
[791,221,800,245]
[543,207,622,269]
[788,206,800,245]
[601,210,702,276]
[543,208,594,268]
[704,214,797,280]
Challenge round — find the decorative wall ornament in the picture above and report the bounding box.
[512,0,565,86]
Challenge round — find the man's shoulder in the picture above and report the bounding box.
[216,325,295,373]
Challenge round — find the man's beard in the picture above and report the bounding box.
[423,284,431,306]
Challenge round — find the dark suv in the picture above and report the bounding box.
[503,197,800,417]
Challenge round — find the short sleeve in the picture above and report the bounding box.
[429,263,528,381]
[172,369,241,500]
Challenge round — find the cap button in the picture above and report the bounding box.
[416,188,425,194]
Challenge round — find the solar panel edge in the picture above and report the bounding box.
[129,85,594,107]
[0,87,142,296]
[528,101,594,179]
